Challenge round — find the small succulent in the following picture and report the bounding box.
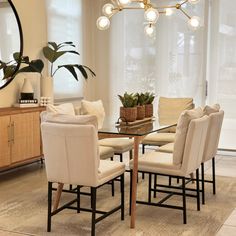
[144,92,155,104]
[118,92,138,108]
[135,93,146,106]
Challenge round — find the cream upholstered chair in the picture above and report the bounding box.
[99,138,133,162]
[158,106,224,204]
[201,109,224,204]
[41,122,125,236]
[130,109,209,224]
[142,97,194,153]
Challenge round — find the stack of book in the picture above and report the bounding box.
[14,99,39,108]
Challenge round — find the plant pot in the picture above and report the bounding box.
[145,104,153,118]
[137,105,145,120]
[120,107,137,122]
[41,76,54,104]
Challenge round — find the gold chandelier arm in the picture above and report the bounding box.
[179,7,191,19]
[180,0,189,6]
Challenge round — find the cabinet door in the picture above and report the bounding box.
[11,112,41,163]
[0,116,11,167]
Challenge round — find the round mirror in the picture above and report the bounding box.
[0,0,23,89]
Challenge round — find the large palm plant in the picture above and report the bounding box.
[42,41,96,80]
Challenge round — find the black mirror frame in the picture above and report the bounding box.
[0,0,24,90]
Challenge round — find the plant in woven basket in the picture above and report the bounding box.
[118,92,138,122]
[136,93,146,120]
[144,92,155,117]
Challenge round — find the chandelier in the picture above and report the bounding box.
[97,0,201,36]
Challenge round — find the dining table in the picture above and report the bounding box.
[53,117,176,229]
[98,117,176,228]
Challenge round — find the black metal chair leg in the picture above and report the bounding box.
[77,186,80,213]
[177,177,180,184]
[111,157,114,161]
[129,150,133,160]
[120,154,123,162]
[154,174,157,198]
[111,180,115,197]
[69,184,73,191]
[182,177,187,224]
[120,174,125,220]
[169,176,172,186]
[142,144,145,154]
[148,173,152,203]
[91,187,96,236]
[201,163,205,205]
[47,182,52,232]
[129,170,133,216]
[196,169,200,211]
[212,157,216,195]
[142,172,145,179]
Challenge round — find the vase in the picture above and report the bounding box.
[120,107,137,122]
[136,105,145,120]
[145,104,153,118]
[41,76,54,104]
[21,78,34,100]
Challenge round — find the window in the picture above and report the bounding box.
[46,0,83,101]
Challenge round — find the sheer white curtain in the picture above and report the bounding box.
[46,0,83,101]
[108,0,206,120]
[207,0,236,150]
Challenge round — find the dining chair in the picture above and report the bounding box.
[158,107,224,204]
[142,97,194,153]
[41,122,125,236]
[129,110,209,224]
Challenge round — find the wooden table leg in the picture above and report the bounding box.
[130,136,142,228]
[53,183,64,211]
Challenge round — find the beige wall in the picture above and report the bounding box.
[0,0,47,108]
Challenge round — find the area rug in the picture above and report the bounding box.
[0,164,235,236]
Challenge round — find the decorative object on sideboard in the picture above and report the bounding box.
[40,97,51,107]
[118,92,138,122]
[144,92,155,117]
[42,41,96,103]
[97,0,202,37]
[21,78,34,100]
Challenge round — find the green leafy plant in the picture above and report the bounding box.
[144,92,155,104]
[136,93,146,106]
[42,41,95,80]
[0,52,44,80]
[118,92,138,108]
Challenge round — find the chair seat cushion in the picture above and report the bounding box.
[98,160,125,186]
[99,146,114,160]
[129,151,182,176]
[158,142,174,153]
[142,133,175,146]
[99,138,133,153]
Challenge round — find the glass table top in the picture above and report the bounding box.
[99,117,176,136]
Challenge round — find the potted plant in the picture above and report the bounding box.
[42,41,95,80]
[118,92,138,122]
[136,93,146,120]
[144,92,155,117]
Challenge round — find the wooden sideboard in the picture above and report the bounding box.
[0,106,45,171]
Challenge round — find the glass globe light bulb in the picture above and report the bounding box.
[102,4,114,17]
[118,0,131,5]
[144,25,155,37]
[165,8,173,16]
[96,16,110,30]
[144,8,159,23]
[188,0,200,4]
[139,2,145,8]
[188,16,200,30]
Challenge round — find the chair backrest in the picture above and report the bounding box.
[203,110,224,162]
[173,107,203,165]
[41,122,100,187]
[158,97,194,126]
[181,116,209,175]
